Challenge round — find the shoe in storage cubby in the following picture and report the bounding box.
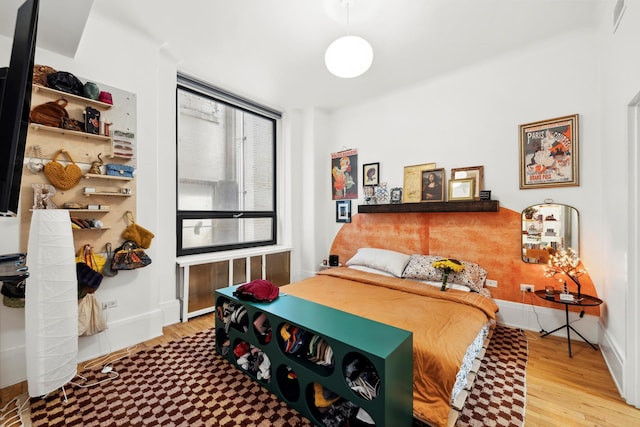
[215,287,413,427]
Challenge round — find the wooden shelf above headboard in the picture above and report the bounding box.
[357,200,499,214]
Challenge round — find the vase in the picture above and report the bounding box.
[441,271,449,292]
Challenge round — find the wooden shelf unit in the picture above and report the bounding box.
[29,123,112,142]
[358,200,499,214]
[32,84,113,109]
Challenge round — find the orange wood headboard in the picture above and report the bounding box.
[329,207,599,315]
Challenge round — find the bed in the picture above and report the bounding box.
[280,248,499,427]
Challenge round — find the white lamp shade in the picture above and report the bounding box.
[325,35,373,78]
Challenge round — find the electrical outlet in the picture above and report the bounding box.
[520,284,534,292]
[101,299,118,310]
[485,279,498,288]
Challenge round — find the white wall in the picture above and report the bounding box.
[0,11,172,387]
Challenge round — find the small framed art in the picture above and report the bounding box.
[451,166,484,200]
[390,187,403,204]
[519,114,579,189]
[449,178,475,201]
[421,168,445,202]
[403,162,437,202]
[336,200,352,223]
[363,162,379,186]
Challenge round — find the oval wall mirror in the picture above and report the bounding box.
[521,203,579,264]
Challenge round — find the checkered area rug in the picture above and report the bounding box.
[454,326,528,427]
[29,325,527,427]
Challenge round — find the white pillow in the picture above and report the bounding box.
[347,265,395,277]
[346,248,410,277]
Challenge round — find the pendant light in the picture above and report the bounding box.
[325,0,373,78]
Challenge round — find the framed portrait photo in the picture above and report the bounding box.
[451,166,484,200]
[449,178,475,201]
[403,162,437,202]
[421,168,445,202]
[363,162,379,186]
[336,200,352,223]
[519,114,579,189]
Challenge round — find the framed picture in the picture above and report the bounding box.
[403,162,437,202]
[331,149,358,200]
[390,187,403,204]
[421,168,445,202]
[363,162,379,186]
[451,166,484,200]
[519,114,579,189]
[449,178,475,201]
[336,200,352,223]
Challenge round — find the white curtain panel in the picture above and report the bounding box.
[26,209,78,397]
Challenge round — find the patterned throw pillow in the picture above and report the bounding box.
[402,254,488,293]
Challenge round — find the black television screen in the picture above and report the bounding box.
[0,0,39,216]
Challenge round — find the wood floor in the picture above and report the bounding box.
[2,314,640,426]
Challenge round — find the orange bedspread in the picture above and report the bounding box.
[280,267,499,427]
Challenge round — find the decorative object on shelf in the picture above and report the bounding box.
[336,200,352,223]
[375,182,389,204]
[88,153,104,175]
[105,163,134,178]
[432,258,465,291]
[363,185,376,205]
[102,243,118,277]
[324,0,373,79]
[84,106,100,135]
[519,114,579,189]
[403,162,437,203]
[421,168,445,202]
[98,91,113,105]
[83,82,100,100]
[46,71,84,97]
[390,187,402,204]
[32,64,57,87]
[448,178,475,201]
[362,162,379,186]
[111,240,152,270]
[479,190,492,201]
[32,183,56,209]
[544,246,585,299]
[522,206,537,219]
[63,202,85,210]
[331,148,358,200]
[27,145,44,174]
[43,149,83,190]
[111,130,135,159]
[329,254,340,266]
[122,211,155,248]
[29,98,69,128]
[61,117,84,132]
[451,166,484,200]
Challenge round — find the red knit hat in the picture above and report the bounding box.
[233,279,279,302]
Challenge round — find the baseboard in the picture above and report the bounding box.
[0,309,163,389]
[159,298,181,326]
[495,297,600,343]
[599,325,625,396]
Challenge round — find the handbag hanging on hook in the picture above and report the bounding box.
[121,211,155,249]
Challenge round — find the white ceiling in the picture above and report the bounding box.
[1,0,600,111]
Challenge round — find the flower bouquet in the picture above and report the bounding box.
[432,258,465,291]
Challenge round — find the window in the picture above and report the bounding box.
[176,74,280,256]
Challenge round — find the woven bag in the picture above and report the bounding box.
[32,64,57,87]
[30,99,69,128]
[44,149,83,190]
